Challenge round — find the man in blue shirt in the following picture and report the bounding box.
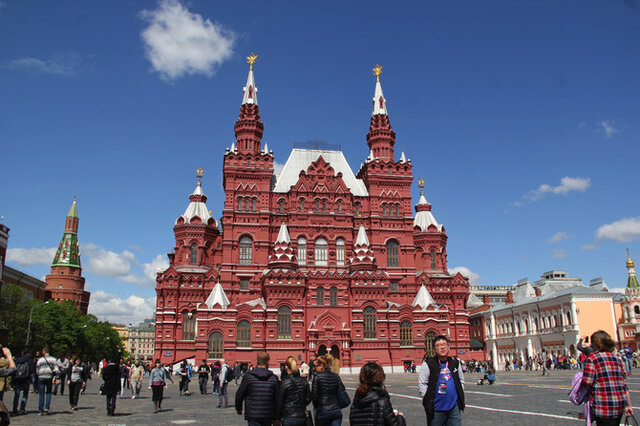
[418,335,465,426]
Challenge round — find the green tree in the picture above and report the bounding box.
[0,283,39,352]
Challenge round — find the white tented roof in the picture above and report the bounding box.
[273,149,369,196]
[413,285,438,310]
[413,194,443,232]
[177,181,213,225]
[205,282,230,310]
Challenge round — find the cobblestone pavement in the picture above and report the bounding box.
[8,369,640,425]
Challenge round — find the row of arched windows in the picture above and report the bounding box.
[237,235,401,267]
[237,197,258,211]
[204,311,417,358]
[381,203,402,217]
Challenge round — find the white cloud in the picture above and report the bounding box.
[139,0,235,81]
[580,244,598,251]
[143,254,170,281]
[273,161,285,176]
[449,266,480,285]
[600,120,621,138]
[548,232,571,244]
[552,249,567,259]
[4,52,81,76]
[524,176,591,202]
[609,287,626,295]
[596,217,640,243]
[88,290,156,326]
[83,243,139,277]
[6,247,57,266]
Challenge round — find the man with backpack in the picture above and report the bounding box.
[12,350,33,416]
[218,359,231,408]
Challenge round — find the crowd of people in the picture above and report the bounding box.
[0,330,636,425]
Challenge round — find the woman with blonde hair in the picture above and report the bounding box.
[278,356,311,425]
[311,354,348,426]
[582,330,633,425]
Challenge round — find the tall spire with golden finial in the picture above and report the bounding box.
[372,64,387,116]
[242,53,258,105]
[627,249,639,290]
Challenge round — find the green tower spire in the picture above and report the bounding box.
[52,198,81,268]
[627,249,639,289]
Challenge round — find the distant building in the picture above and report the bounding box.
[128,319,155,361]
[45,198,90,315]
[2,265,48,301]
[111,323,131,354]
[616,251,640,349]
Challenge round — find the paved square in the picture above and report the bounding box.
[8,369,640,425]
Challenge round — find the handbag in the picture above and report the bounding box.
[305,410,314,426]
[337,380,351,409]
[625,415,639,426]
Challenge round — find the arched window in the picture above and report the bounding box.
[430,250,437,270]
[635,305,640,315]
[279,200,284,214]
[330,287,338,306]
[336,238,345,266]
[315,238,328,266]
[182,311,196,340]
[382,204,386,216]
[237,320,251,348]
[322,200,327,212]
[355,202,360,216]
[239,236,253,265]
[363,306,377,338]
[297,237,306,266]
[337,200,342,213]
[315,199,320,212]
[237,198,243,211]
[387,240,399,267]
[300,199,305,212]
[400,321,412,346]
[425,331,437,358]
[395,205,400,217]
[252,198,257,212]
[278,306,291,339]
[190,244,198,265]
[208,332,223,358]
[317,287,324,306]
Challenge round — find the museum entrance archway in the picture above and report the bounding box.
[425,331,437,358]
[317,345,327,357]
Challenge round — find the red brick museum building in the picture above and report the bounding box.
[154,59,471,371]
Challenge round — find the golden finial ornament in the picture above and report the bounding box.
[418,177,425,196]
[628,248,635,268]
[196,166,204,178]
[247,53,258,70]
[373,64,383,82]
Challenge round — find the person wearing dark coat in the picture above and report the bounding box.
[277,356,311,426]
[235,351,280,425]
[101,360,121,416]
[349,362,406,426]
[312,354,347,426]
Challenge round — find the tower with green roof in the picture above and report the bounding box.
[45,198,91,314]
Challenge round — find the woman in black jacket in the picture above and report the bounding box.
[311,354,345,426]
[349,362,406,426]
[278,356,311,426]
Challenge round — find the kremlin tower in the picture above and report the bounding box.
[617,250,640,349]
[45,198,90,315]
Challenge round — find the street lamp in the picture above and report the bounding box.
[26,300,49,347]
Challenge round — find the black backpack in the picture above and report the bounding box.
[15,362,30,380]
[225,365,234,382]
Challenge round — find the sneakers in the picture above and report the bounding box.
[132,395,136,399]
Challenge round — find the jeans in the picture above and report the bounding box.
[120,378,126,397]
[427,405,462,426]
[282,417,308,426]
[180,378,190,394]
[12,380,29,412]
[38,378,53,412]
[218,381,228,406]
[624,357,632,373]
[316,408,342,426]
[131,380,142,397]
[248,420,272,426]
[199,376,208,394]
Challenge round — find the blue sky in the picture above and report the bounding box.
[2,0,639,324]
